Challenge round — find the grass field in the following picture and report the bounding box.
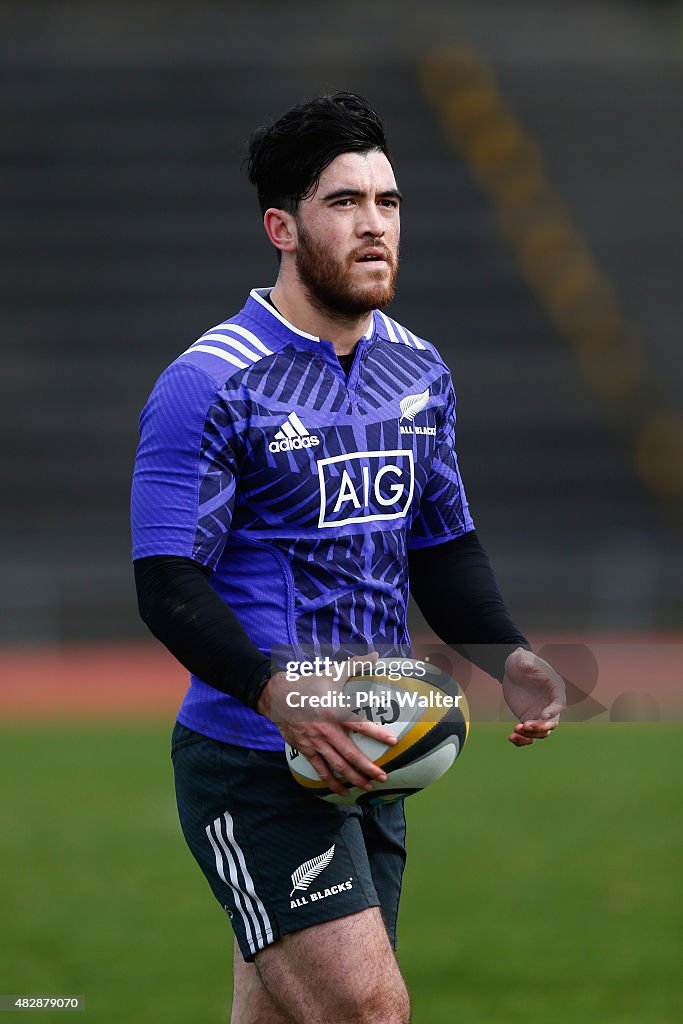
[1,723,681,1023]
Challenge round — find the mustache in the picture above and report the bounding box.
[350,244,398,264]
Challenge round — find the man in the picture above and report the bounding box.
[131,92,565,1024]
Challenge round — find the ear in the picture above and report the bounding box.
[263,208,298,254]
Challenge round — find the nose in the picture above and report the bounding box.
[357,201,385,239]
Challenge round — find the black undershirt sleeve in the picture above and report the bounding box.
[135,532,525,707]
[133,555,274,711]
[408,530,529,682]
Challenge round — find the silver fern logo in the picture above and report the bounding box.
[399,390,430,422]
[290,845,335,896]
[399,390,436,437]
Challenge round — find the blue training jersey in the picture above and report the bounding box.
[131,287,474,749]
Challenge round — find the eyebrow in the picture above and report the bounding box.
[320,187,403,203]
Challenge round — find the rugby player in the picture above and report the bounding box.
[131,92,565,1024]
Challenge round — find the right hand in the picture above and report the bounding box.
[257,652,397,798]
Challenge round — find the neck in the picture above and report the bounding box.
[270,270,372,357]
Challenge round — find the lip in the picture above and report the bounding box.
[355,251,388,264]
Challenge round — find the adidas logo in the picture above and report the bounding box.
[269,412,321,453]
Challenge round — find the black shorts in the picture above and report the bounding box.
[171,721,407,962]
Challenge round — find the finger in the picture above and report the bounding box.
[307,754,352,797]
[508,731,534,746]
[540,701,565,720]
[515,720,557,738]
[512,727,551,742]
[343,716,398,746]
[336,739,389,783]
[315,740,382,790]
[291,720,391,776]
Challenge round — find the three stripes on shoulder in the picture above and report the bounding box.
[185,311,425,373]
[376,312,426,350]
[186,325,273,370]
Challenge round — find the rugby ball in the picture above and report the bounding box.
[285,658,469,805]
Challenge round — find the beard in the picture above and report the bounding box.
[295,221,399,319]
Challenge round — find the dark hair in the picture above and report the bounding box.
[246,92,391,216]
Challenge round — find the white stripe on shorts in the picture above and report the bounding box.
[206,812,274,953]
[206,820,258,953]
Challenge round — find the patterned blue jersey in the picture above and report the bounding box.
[131,288,474,748]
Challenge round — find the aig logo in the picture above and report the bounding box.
[317,450,415,528]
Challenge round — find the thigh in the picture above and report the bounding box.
[171,722,383,962]
[254,907,410,1024]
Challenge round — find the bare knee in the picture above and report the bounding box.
[368,983,411,1024]
[254,910,410,1024]
[338,975,411,1024]
[257,954,410,1024]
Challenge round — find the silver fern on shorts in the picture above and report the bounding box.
[290,844,336,896]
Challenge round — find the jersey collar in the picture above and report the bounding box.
[247,287,375,347]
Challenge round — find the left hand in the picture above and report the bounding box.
[502,648,566,747]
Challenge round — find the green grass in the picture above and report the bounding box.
[0,723,681,1023]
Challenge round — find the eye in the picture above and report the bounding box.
[379,199,399,209]
[333,198,354,207]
